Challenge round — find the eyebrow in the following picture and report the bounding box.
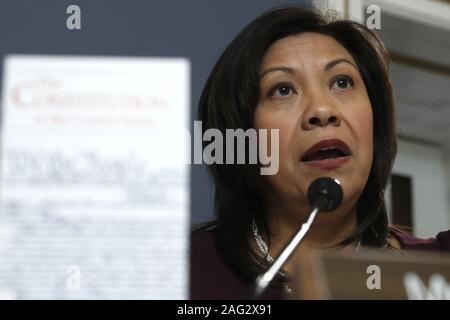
[260,58,358,79]
[324,58,357,71]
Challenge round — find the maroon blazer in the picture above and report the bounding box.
[190,224,450,299]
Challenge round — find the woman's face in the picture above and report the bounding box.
[254,32,373,216]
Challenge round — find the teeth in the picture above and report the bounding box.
[301,145,350,162]
[320,147,337,151]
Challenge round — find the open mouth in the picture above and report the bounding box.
[301,139,351,163]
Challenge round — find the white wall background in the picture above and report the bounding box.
[392,139,450,238]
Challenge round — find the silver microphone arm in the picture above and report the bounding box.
[253,206,319,298]
[251,177,343,299]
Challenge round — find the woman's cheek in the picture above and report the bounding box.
[354,105,373,171]
[257,115,298,198]
[256,106,294,155]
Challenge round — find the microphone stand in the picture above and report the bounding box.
[250,176,343,299]
[252,206,319,299]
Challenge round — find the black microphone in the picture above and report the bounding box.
[307,177,343,212]
[252,177,343,299]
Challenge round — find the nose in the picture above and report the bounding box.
[301,92,341,130]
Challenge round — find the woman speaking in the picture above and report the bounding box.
[190,5,450,299]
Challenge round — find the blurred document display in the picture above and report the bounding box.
[0,55,190,299]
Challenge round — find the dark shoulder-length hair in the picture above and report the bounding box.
[198,5,396,281]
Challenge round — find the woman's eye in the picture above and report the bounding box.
[268,83,296,97]
[331,75,354,90]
